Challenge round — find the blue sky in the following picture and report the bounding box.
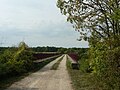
[0,0,88,48]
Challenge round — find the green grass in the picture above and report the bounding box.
[66,59,103,90]
[68,70,103,90]
[66,58,72,69]
[0,57,57,90]
[50,56,63,70]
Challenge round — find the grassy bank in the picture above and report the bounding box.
[66,59,103,90]
[50,56,63,70]
[67,69,104,90]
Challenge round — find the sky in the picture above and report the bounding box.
[0,0,88,48]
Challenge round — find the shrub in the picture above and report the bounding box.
[89,42,120,89]
[0,42,34,78]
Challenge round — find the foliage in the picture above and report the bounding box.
[57,0,120,41]
[0,53,58,90]
[57,0,120,89]
[78,48,91,72]
[79,59,90,73]
[66,59,72,69]
[0,42,33,79]
[31,46,59,52]
[88,41,120,89]
[0,47,9,54]
[66,60,102,90]
[0,49,14,76]
[57,47,68,54]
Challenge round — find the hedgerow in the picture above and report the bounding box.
[0,42,33,79]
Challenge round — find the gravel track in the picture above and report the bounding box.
[6,54,73,90]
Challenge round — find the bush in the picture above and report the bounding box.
[0,42,34,79]
[79,59,90,73]
[78,51,92,73]
[0,49,14,77]
[89,42,120,90]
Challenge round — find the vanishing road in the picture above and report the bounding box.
[6,55,73,90]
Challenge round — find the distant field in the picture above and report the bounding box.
[33,52,60,60]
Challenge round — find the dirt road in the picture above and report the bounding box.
[6,54,73,90]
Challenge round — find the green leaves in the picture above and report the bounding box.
[0,42,33,78]
[88,41,120,89]
[57,0,120,89]
[111,8,120,20]
[57,0,120,41]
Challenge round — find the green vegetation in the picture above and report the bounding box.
[78,50,91,73]
[0,42,33,88]
[0,58,55,90]
[0,42,60,90]
[66,59,92,90]
[0,72,30,90]
[31,46,59,52]
[67,59,107,90]
[67,69,104,90]
[66,58,72,69]
[57,0,120,89]
[0,42,33,79]
[0,42,34,89]
[88,42,120,90]
[51,56,63,70]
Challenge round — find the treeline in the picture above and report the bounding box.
[30,46,88,55]
[0,46,86,53]
[0,47,10,54]
[0,46,60,53]
[57,47,88,54]
[31,46,59,52]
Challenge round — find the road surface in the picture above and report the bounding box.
[6,54,73,90]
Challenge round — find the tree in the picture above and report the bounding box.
[57,0,120,43]
[0,42,34,78]
[13,42,33,72]
[57,0,120,89]
[18,41,28,50]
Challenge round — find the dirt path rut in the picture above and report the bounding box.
[6,54,73,90]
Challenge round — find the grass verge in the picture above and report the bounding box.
[0,57,57,90]
[66,59,103,90]
[50,56,63,70]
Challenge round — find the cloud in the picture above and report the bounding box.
[0,0,88,47]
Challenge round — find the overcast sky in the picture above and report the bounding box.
[0,0,88,48]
